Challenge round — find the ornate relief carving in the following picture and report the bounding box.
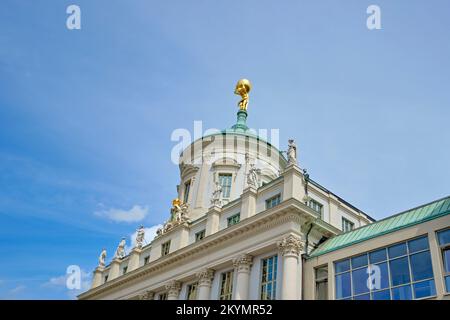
[233,254,253,273]
[196,269,215,287]
[277,234,303,257]
[165,280,181,297]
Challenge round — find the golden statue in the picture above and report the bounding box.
[234,79,252,111]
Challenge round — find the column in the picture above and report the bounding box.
[91,266,104,288]
[108,258,121,280]
[138,290,155,300]
[278,234,303,300]
[128,248,141,272]
[233,254,253,300]
[165,280,182,300]
[196,269,215,300]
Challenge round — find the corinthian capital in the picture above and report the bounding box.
[278,234,303,257]
[196,269,215,287]
[233,254,253,273]
[165,280,181,295]
[138,290,154,300]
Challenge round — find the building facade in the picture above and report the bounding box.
[78,81,450,300]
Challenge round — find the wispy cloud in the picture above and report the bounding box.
[42,269,91,300]
[125,224,163,254]
[94,205,149,223]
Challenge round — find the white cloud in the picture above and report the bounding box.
[9,285,26,295]
[125,224,163,254]
[43,269,91,300]
[94,205,149,223]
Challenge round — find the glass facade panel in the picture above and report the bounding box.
[335,260,350,273]
[334,235,435,300]
[388,243,407,258]
[352,268,369,295]
[218,174,232,198]
[335,272,351,299]
[392,285,412,300]
[413,279,436,299]
[437,229,450,245]
[390,257,410,286]
[372,289,390,300]
[408,236,429,253]
[351,254,368,269]
[410,251,433,281]
[219,271,233,300]
[369,249,387,264]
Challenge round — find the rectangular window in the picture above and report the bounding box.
[186,283,198,300]
[144,256,150,265]
[334,235,436,300]
[437,228,450,293]
[227,213,240,227]
[342,217,354,232]
[161,240,171,257]
[195,229,206,242]
[158,293,168,300]
[260,255,278,300]
[308,199,323,216]
[265,194,281,209]
[315,265,328,300]
[219,271,234,300]
[218,174,232,198]
[122,266,128,275]
[183,181,191,203]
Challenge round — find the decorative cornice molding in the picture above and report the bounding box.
[277,234,303,257]
[232,254,253,273]
[78,198,317,299]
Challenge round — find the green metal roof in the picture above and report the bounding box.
[309,195,450,258]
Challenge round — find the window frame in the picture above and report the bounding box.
[437,228,450,294]
[315,265,328,300]
[219,270,234,300]
[183,180,191,204]
[161,240,171,257]
[342,217,355,233]
[227,213,240,227]
[308,198,324,217]
[195,229,206,242]
[265,193,281,210]
[186,282,198,300]
[218,173,233,199]
[260,254,278,300]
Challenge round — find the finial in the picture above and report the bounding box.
[234,79,252,111]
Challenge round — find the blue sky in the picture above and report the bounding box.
[0,0,449,299]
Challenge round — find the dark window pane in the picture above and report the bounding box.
[335,260,350,273]
[353,294,370,300]
[352,268,369,295]
[388,243,407,258]
[369,249,387,264]
[445,276,450,293]
[392,285,412,300]
[351,254,368,269]
[335,272,351,299]
[390,257,410,286]
[437,229,450,245]
[443,248,450,273]
[413,280,436,299]
[408,236,429,253]
[410,251,434,281]
[372,289,390,300]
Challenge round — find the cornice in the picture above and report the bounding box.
[78,198,310,299]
